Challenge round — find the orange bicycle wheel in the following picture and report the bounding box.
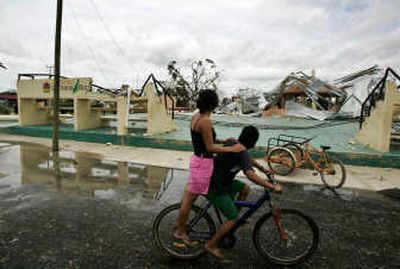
[319,156,346,189]
[267,147,296,176]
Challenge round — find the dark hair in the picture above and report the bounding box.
[238,126,259,149]
[196,89,219,113]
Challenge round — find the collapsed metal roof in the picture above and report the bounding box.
[334,65,383,117]
[262,71,346,119]
[334,65,381,85]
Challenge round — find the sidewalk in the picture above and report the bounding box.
[1,134,399,192]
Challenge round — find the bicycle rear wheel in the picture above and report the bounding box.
[267,147,296,176]
[284,142,304,162]
[319,156,346,189]
[253,209,319,266]
[152,203,216,260]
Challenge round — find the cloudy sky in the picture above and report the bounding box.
[0,0,399,94]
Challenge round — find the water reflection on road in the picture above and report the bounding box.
[0,142,188,209]
[0,141,388,211]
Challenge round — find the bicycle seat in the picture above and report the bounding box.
[320,145,331,150]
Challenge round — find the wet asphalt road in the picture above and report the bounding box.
[0,183,399,269]
[0,142,399,268]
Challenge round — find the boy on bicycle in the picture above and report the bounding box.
[205,125,282,260]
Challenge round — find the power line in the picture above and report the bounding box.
[89,0,127,61]
[69,1,112,85]
[89,0,143,87]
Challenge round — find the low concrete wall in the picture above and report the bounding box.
[356,82,400,152]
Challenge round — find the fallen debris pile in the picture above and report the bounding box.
[262,71,346,120]
[261,66,388,120]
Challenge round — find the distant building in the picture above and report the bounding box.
[0,90,18,113]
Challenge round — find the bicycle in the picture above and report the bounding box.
[152,172,319,266]
[266,134,346,190]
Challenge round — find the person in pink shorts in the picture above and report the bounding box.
[174,90,245,243]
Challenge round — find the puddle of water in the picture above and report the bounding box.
[302,182,386,202]
[303,184,360,201]
[1,141,387,211]
[0,141,188,209]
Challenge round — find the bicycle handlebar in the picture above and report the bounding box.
[259,169,283,194]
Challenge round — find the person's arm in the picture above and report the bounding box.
[250,159,272,175]
[200,118,245,153]
[215,137,237,144]
[242,152,282,191]
[245,170,276,189]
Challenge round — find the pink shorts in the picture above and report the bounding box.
[187,155,214,195]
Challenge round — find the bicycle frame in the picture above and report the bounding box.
[301,144,330,173]
[188,189,285,242]
[229,190,273,235]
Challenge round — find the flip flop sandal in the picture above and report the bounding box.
[173,234,199,247]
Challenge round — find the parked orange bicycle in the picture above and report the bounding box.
[266,134,346,190]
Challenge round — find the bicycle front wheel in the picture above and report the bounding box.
[253,209,319,266]
[152,203,216,260]
[320,156,346,189]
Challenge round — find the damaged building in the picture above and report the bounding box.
[261,66,391,121]
[262,71,347,120]
[334,65,382,118]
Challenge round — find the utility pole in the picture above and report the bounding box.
[46,64,54,78]
[53,0,63,190]
[53,0,62,152]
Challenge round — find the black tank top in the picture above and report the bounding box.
[191,127,216,155]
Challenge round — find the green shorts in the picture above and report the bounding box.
[207,180,246,220]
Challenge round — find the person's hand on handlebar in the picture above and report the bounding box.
[273,183,283,193]
[263,181,282,193]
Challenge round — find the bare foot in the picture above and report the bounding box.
[204,244,226,260]
[173,231,188,239]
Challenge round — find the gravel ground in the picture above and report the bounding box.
[0,182,399,269]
